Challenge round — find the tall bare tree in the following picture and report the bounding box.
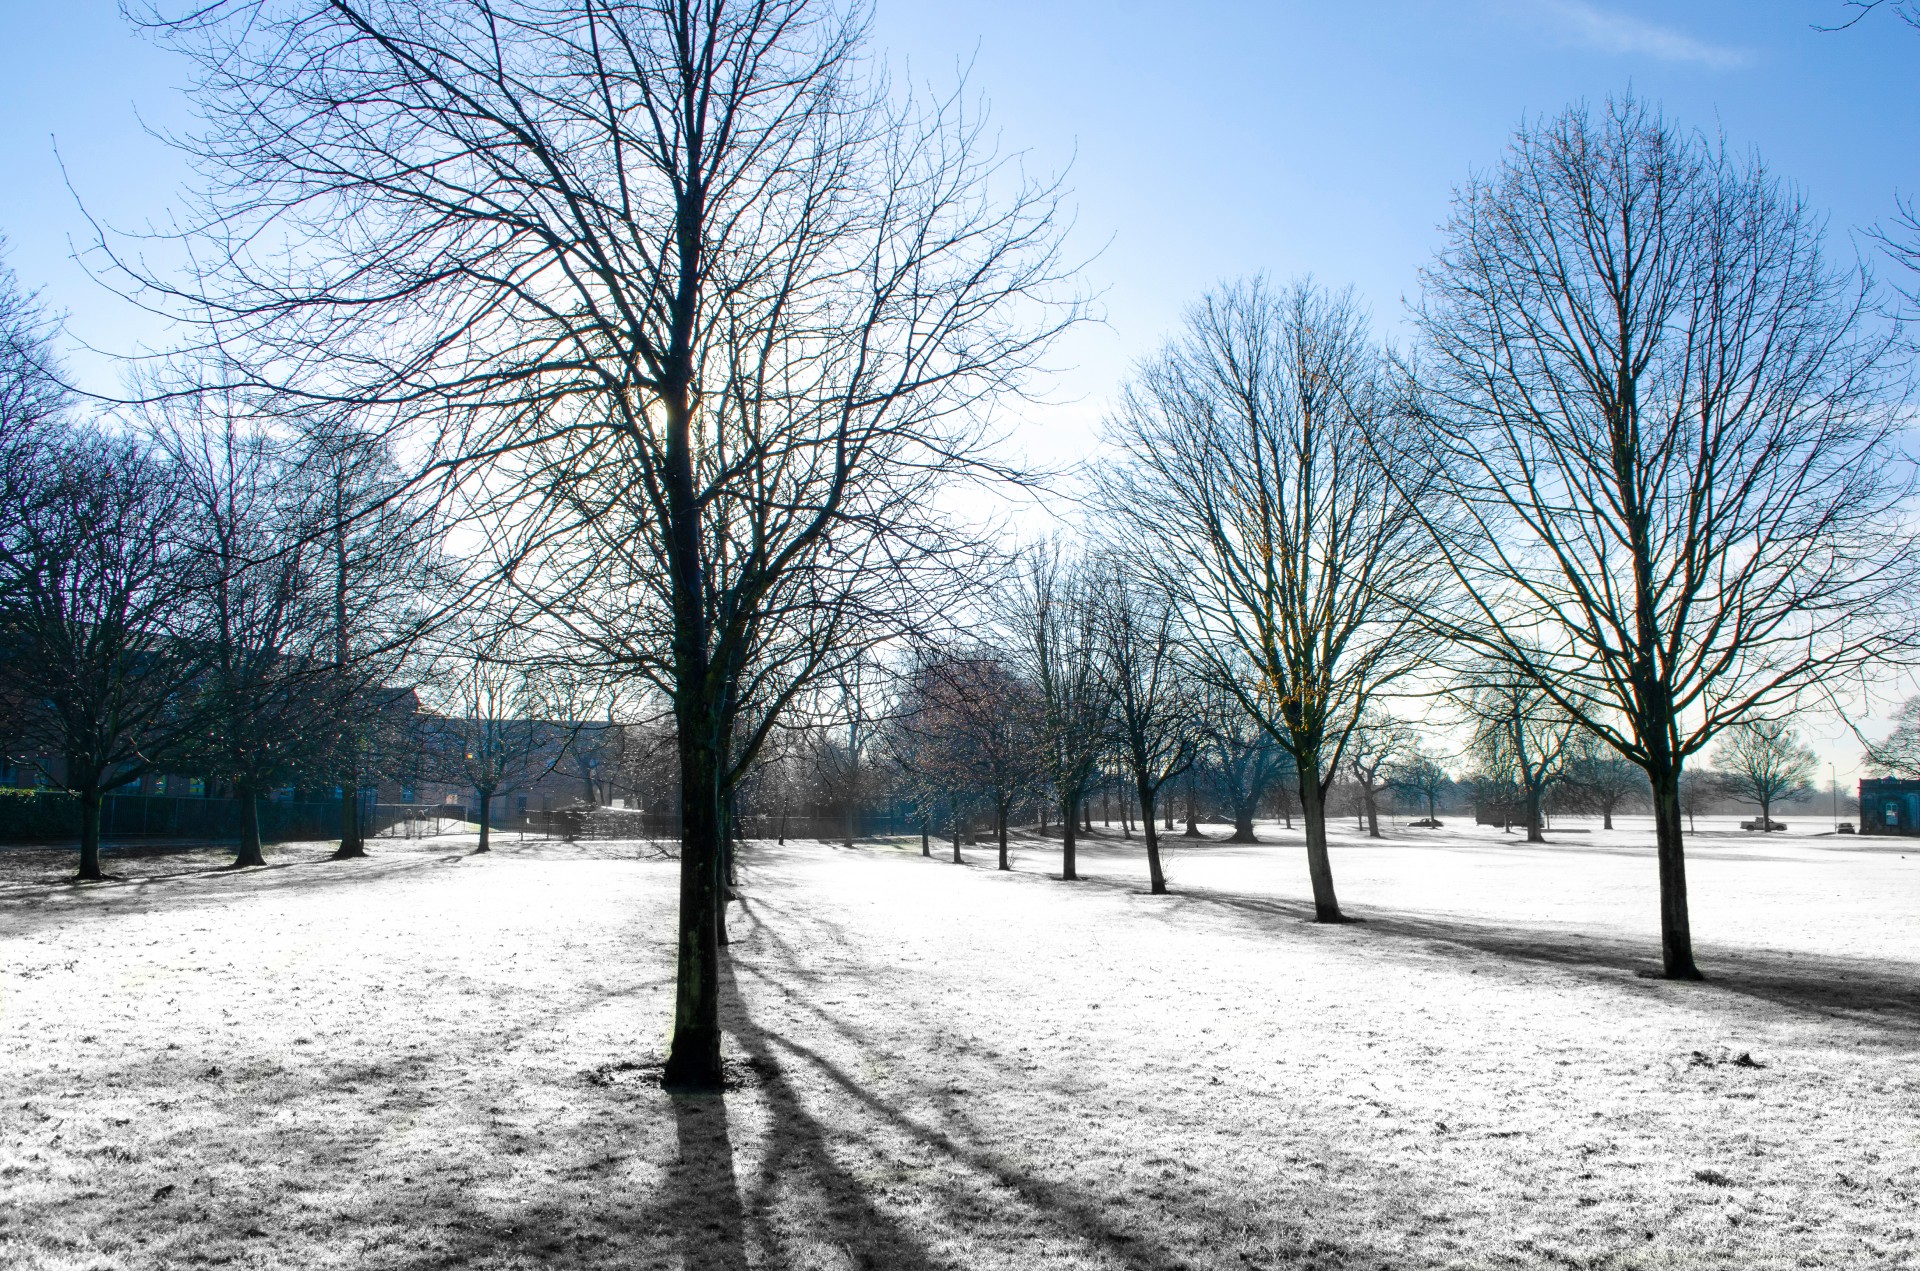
[1405,96,1914,977]
[1345,708,1415,840]
[163,412,339,868]
[1006,543,1111,882]
[1457,663,1577,844]
[0,425,197,879]
[1100,278,1442,921]
[1564,732,1646,830]
[292,423,447,860]
[132,0,1073,1088]
[1712,719,1817,829]
[423,621,582,853]
[1090,559,1196,893]
[1194,676,1284,844]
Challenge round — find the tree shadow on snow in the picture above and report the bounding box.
[720,894,1386,1271]
[1102,874,1920,1038]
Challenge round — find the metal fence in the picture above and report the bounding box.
[0,792,344,845]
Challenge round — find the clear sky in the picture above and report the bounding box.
[2,0,1916,779]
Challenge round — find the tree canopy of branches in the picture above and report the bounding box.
[1405,96,1914,978]
[1100,277,1441,921]
[1864,696,1920,779]
[133,0,1074,1089]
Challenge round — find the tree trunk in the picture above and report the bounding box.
[77,785,103,881]
[1185,771,1201,837]
[1228,795,1257,843]
[1061,792,1079,880]
[951,796,963,864]
[661,328,727,1091]
[1081,802,1092,834]
[664,711,725,1089]
[475,788,492,853]
[1602,800,1614,831]
[920,817,929,857]
[334,773,366,859]
[716,790,733,949]
[1363,783,1381,839]
[1299,768,1343,922]
[1648,763,1701,979]
[1139,783,1166,895]
[233,786,267,868]
[997,805,1010,871]
[1524,782,1545,843]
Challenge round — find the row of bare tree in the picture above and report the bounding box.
[20,0,1910,1088]
[0,259,452,874]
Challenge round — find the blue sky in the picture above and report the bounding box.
[3,2,1913,420]
[2,0,1915,773]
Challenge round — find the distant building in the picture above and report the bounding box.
[1858,778,1920,836]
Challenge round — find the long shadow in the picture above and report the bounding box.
[717,935,950,1271]
[1050,864,1920,1037]
[0,846,481,938]
[668,1089,750,1271]
[721,897,1385,1271]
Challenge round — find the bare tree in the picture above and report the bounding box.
[1006,543,1111,882]
[909,647,1043,871]
[1390,748,1451,825]
[1194,677,1285,843]
[0,424,198,879]
[424,623,581,853]
[1100,278,1442,921]
[1090,558,1197,893]
[1404,96,1914,977]
[131,0,1075,1088]
[1457,664,1577,844]
[1345,708,1415,839]
[163,412,341,868]
[291,423,447,859]
[1564,733,1646,830]
[1712,719,1817,829]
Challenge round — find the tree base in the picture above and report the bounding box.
[1636,966,1707,982]
[662,1027,725,1093]
[331,844,368,860]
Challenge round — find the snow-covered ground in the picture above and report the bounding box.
[3,816,1916,1269]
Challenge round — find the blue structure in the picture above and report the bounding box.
[1858,778,1920,836]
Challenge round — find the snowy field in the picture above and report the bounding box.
[3,815,1918,1270]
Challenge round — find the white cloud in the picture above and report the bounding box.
[1522,0,1754,69]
